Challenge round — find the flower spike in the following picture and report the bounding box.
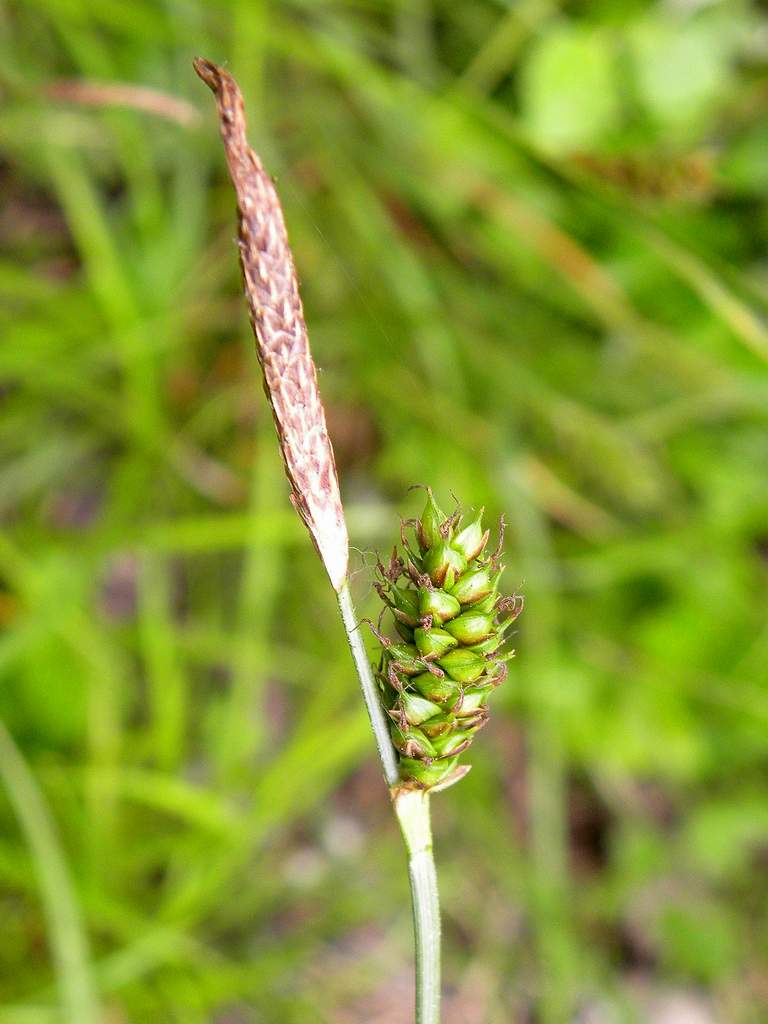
[373,490,521,791]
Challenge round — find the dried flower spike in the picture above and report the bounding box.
[193,57,348,592]
[375,489,522,792]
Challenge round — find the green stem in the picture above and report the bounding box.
[394,788,441,1024]
[337,580,400,787]
[336,581,442,1023]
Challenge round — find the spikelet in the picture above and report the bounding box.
[372,489,523,792]
[193,57,348,592]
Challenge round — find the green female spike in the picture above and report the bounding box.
[372,489,521,791]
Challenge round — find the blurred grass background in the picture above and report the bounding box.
[1,0,768,1021]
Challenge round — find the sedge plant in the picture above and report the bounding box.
[194,58,521,1024]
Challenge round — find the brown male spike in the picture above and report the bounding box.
[193,57,348,592]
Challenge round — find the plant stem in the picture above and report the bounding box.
[336,581,442,1023]
[337,580,400,788]
[394,788,441,1024]
[194,59,442,1023]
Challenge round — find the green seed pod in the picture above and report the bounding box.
[390,723,436,759]
[422,540,466,590]
[449,567,495,605]
[400,692,443,726]
[389,585,421,627]
[417,488,446,552]
[437,647,487,683]
[467,633,504,656]
[384,643,424,676]
[430,731,473,758]
[414,626,458,658]
[418,587,461,624]
[454,687,490,716]
[419,713,456,738]
[411,671,462,704]
[443,611,495,645]
[451,508,489,562]
[399,755,460,788]
[371,488,521,791]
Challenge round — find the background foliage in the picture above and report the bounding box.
[1,1,768,1021]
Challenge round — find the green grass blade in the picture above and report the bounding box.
[0,722,100,1024]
